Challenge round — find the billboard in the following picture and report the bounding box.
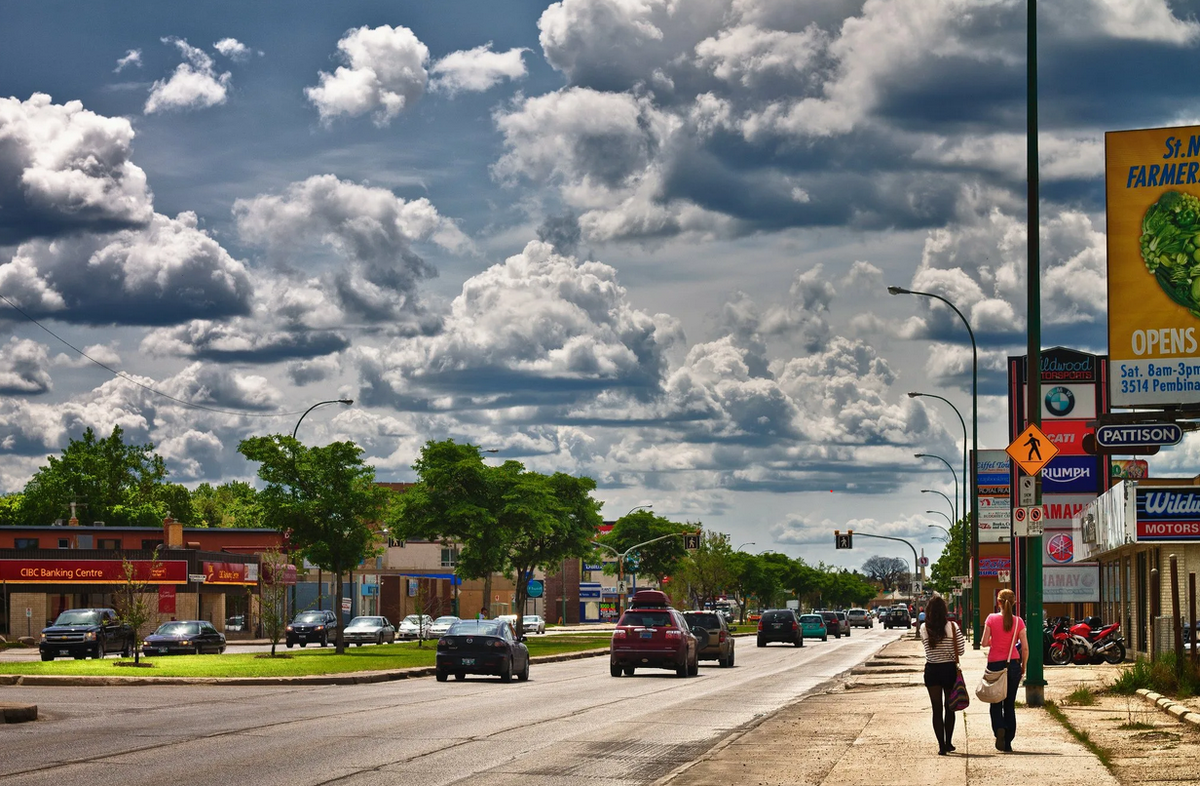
[0,559,188,584]
[1107,125,1200,407]
[976,450,1011,542]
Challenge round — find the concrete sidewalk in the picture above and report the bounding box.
[659,634,1119,786]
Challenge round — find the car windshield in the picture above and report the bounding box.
[433,616,458,624]
[347,617,380,628]
[762,612,790,622]
[402,615,425,625]
[447,620,504,636]
[685,613,720,627]
[155,622,200,636]
[849,610,865,616]
[620,612,672,627]
[821,612,835,619]
[800,615,822,624]
[295,612,326,623]
[54,610,101,626]
[522,616,539,623]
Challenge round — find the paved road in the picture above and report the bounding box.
[0,627,900,786]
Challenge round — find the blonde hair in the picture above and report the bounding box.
[997,588,1015,632]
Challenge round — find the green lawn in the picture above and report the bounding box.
[0,633,613,678]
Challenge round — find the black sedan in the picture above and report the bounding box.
[435,619,530,683]
[142,620,226,655]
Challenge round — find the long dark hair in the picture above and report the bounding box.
[925,595,949,648]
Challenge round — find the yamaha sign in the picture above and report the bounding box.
[1094,423,1182,448]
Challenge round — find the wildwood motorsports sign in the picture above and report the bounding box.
[1107,125,1200,407]
[1136,487,1200,540]
[0,559,188,584]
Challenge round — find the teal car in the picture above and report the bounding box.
[799,613,828,642]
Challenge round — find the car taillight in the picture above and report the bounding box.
[757,620,763,630]
[612,629,627,639]
[491,640,506,648]
[718,631,726,642]
[665,629,683,640]
[791,621,797,630]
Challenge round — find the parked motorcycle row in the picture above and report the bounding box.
[1042,616,1126,666]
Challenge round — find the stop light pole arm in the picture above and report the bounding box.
[850,532,920,587]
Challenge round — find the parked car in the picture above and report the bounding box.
[799,613,828,642]
[847,608,873,628]
[343,616,396,646]
[885,606,911,629]
[835,610,851,636]
[286,609,338,648]
[436,618,530,682]
[429,616,460,637]
[224,615,245,632]
[609,589,698,678]
[39,608,134,661]
[682,610,735,667]
[818,610,844,638]
[142,620,226,655]
[521,614,546,635]
[397,614,434,640]
[757,609,803,647]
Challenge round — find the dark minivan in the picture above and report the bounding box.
[756,609,803,647]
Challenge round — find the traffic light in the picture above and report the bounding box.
[683,532,701,550]
[835,529,853,549]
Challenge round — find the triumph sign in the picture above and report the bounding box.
[1094,423,1182,448]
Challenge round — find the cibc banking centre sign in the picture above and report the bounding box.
[1107,125,1200,407]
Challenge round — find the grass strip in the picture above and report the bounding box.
[1044,700,1116,774]
[0,633,613,678]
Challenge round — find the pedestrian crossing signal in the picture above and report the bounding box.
[835,530,853,549]
[683,532,701,550]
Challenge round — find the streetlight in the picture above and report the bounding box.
[890,285,979,647]
[908,391,968,529]
[921,489,956,527]
[586,504,652,623]
[915,454,958,524]
[927,516,952,532]
[736,542,756,552]
[291,399,353,614]
[292,399,354,440]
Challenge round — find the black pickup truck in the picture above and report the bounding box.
[39,608,134,661]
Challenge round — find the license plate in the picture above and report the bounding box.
[461,658,475,665]
[640,631,654,639]
[158,648,168,654]
[59,649,69,655]
[772,623,782,629]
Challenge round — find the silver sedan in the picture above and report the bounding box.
[343,616,396,646]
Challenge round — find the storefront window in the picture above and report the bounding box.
[14,538,38,549]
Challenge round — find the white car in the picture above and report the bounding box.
[521,614,546,635]
[429,615,459,637]
[397,614,434,639]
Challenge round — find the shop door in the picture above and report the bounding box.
[1136,551,1148,653]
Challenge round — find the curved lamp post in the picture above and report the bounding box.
[921,488,956,526]
[915,454,958,524]
[890,285,979,647]
[292,399,354,440]
[908,392,968,527]
[736,542,756,552]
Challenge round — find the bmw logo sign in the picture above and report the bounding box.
[1045,386,1075,417]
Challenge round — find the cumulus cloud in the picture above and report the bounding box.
[140,319,349,363]
[0,211,253,326]
[213,38,252,61]
[430,43,527,95]
[305,25,429,125]
[0,94,153,243]
[234,174,469,326]
[53,343,121,369]
[114,49,142,73]
[145,37,231,114]
[0,338,53,395]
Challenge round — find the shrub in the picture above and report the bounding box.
[1111,653,1200,698]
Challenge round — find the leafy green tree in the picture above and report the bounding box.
[191,481,263,528]
[0,493,24,526]
[597,509,689,586]
[21,426,171,527]
[928,515,969,612]
[238,435,388,654]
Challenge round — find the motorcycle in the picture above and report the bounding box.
[1046,616,1125,665]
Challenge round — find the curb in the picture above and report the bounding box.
[1136,688,1200,727]
[0,702,37,723]
[0,647,612,687]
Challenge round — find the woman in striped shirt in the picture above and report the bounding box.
[920,595,965,755]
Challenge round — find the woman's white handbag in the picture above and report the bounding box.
[975,620,1019,704]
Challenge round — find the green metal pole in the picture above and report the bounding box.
[1024,0,1046,707]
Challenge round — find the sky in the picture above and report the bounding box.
[3,0,1200,573]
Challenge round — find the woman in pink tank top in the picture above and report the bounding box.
[980,589,1029,752]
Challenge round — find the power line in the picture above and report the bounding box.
[0,293,307,419]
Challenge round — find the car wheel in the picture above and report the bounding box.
[436,669,448,682]
[455,672,465,681]
[500,657,513,683]
[688,656,698,676]
[377,634,383,646]
[95,640,105,660]
[121,640,132,658]
[194,645,202,655]
[610,662,622,677]
[518,657,530,682]
[756,637,766,648]
[355,642,362,647]
[623,666,635,676]
[299,642,306,648]
[823,635,828,642]
[286,642,294,649]
[728,651,735,668]
[320,636,328,647]
[40,653,53,662]
[676,657,688,678]
[718,653,730,667]
[794,635,802,647]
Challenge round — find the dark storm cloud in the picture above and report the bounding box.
[536,211,582,256]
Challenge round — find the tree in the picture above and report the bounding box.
[192,481,263,528]
[597,509,689,587]
[671,530,734,610]
[928,516,969,610]
[862,555,909,592]
[114,557,157,665]
[258,549,292,657]
[238,435,388,655]
[21,426,171,526]
[0,493,23,526]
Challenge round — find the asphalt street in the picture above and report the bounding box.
[0,626,898,786]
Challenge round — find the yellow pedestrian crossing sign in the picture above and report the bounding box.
[1006,424,1058,476]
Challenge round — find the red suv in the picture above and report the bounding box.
[609,590,698,678]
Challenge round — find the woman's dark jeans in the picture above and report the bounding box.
[987,659,1022,745]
